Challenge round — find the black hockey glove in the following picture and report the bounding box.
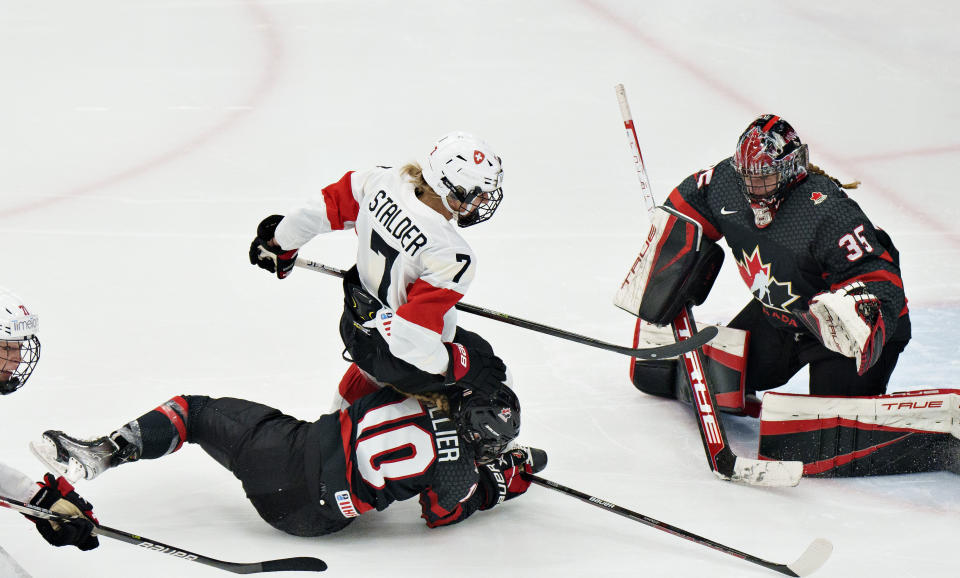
[443,343,506,396]
[478,446,548,510]
[249,215,298,279]
[28,473,99,551]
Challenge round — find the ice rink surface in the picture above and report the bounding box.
[2,1,959,576]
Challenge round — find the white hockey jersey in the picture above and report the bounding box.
[274,167,475,375]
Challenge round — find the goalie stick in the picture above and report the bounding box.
[0,494,327,574]
[614,84,803,486]
[525,474,832,576]
[292,256,717,360]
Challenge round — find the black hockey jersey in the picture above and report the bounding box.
[305,387,490,527]
[666,159,909,342]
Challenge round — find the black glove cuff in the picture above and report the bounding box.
[256,214,285,245]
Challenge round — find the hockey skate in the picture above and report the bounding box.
[30,429,139,483]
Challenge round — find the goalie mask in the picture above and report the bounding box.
[0,287,40,395]
[420,131,504,227]
[731,115,808,228]
[450,385,520,463]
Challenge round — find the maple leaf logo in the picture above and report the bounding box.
[735,247,800,313]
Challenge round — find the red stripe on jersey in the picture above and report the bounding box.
[337,364,379,406]
[877,250,894,263]
[666,188,722,241]
[339,411,373,515]
[322,171,359,230]
[419,488,463,527]
[831,270,904,290]
[396,279,463,334]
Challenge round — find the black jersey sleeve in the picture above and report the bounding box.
[811,194,907,340]
[419,458,482,528]
[664,169,725,242]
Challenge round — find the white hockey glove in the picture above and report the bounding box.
[801,282,885,375]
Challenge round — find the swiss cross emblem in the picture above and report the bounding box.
[473,150,485,164]
[811,191,827,205]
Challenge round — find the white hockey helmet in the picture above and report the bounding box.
[420,131,504,227]
[0,287,40,395]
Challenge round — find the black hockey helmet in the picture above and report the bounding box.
[731,115,808,228]
[449,385,521,464]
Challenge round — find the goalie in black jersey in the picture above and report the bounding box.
[619,114,910,411]
[31,384,546,536]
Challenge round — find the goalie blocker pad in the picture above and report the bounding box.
[758,390,960,477]
[629,320,758,417]
[614,206,725,325]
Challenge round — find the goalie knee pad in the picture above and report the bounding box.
[629,320,751,415]
[615,207,724,325]
[758,389,960,477]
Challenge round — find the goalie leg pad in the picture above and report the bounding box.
[758,390,960,476]
[631,320,750,414]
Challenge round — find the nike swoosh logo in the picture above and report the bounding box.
[720,207,738,215]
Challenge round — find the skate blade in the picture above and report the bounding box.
[29,438,86,484]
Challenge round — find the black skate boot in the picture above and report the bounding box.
[30,426,141,483]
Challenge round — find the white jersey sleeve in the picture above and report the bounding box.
[273,170,368,250]
[0,461,38,503]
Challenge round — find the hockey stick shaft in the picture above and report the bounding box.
[525,474,831,576]
[0,495,327,574]
[294,257,716,360]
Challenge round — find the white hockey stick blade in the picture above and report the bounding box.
[726,457,804,487]
[787,538,834,577]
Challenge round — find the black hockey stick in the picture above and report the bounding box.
[525,474,832,576]
[0,495,327,574]
[292,256,718,359]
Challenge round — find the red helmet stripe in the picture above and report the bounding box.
[761,115,780,132]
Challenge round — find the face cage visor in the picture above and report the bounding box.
[0,336,40,395]
[463,428,514,464]
[732,145,806,207]
[439,173,504,228]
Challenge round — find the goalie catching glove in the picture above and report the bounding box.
[28,473,99,551]
[799,282,885,375]
[249,214,299,279]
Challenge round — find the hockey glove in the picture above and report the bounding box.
[443,343,506,396]
[800,282,886,375]
[249,214,298,279]
[28,473,99,551]
[478,446,548,510]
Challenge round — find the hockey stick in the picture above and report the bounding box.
[614,84,803,486]
[525,474,833,576]
[293,256,717,360]
[0,495,327,574]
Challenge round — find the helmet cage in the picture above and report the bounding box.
[0,336,40,395]
[731,115,808,205]
[438,174,504,227]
